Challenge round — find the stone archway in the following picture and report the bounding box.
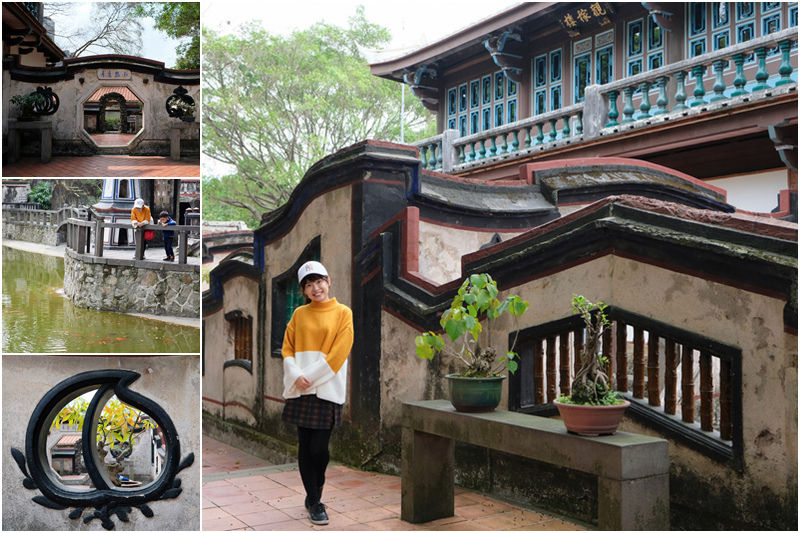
[97,92,129,134]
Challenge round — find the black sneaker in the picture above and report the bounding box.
[308,502,329,525]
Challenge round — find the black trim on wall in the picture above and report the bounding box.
[223,359,253,374]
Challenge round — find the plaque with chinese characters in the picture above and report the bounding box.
[558,2,615,37]
[96,69,132,80]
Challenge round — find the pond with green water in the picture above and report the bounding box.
[2,246,200,353]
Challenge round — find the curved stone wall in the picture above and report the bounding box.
[63,251,200,318]
[2,220,61,245]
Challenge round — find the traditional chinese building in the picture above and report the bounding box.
[202,3,798,529]
[370,1,797,215]
[2,3,199,158]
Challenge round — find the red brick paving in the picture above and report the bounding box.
[202,436,587,531]
[2,154,200,177]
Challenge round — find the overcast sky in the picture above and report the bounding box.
[202,1,521,51]
[45,2,182,66]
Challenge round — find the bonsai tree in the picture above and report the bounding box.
[560,295,623,405]
[10,93,46,120]
[176,100,196,117]
[51,396,157,485]
[415,273,529,377]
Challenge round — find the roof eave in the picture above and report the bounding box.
[369,2,557,80]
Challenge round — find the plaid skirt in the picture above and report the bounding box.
[282,394,342,429]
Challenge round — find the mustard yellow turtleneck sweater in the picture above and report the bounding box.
[281,298,354,404]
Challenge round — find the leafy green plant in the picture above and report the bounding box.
[11,93,46,119]
[51,396,157,485]
[105,117,120,131]
[27,181,52,210]
[176,100,196,117]
[558,295,624,406]
[416,273,529,378]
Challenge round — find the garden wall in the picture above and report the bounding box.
[2,219,60,245]
[2,354,200,531]
[63,251,200,318]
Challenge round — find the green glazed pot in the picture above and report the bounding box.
[445,374,506,413]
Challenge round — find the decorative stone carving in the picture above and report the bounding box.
[166,86,195,118]
[31,86,59,116]
[10,370,194,530]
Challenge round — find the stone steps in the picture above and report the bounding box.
[96,146,130,155]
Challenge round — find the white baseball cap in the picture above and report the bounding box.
[298,261,328,284]
[134,198,144,209]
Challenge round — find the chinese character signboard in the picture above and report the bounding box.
[559,2,615,37]
[96,69,132,80]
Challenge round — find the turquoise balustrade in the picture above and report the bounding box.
[410,28,796,174]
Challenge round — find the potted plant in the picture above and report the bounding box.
[415,273,529,412]
[554,295,629,436]
[10,93,46,121]
[176,100,196,121]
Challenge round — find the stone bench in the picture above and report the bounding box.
[401,400,669,530]
[7,119,52,163]
[169,120,199,161]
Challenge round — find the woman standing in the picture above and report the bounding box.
[282,261,353,526]
[130,198,152,259]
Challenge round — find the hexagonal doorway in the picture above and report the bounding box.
[82,86,144,153]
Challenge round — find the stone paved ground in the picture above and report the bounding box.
[202,436,588,531]
[2,240,201,266]
[2,154,200,177]
[89,133,138,146]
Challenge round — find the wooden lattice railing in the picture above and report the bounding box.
[510,307,742,466]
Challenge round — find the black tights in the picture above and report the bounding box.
[297,426,332,504]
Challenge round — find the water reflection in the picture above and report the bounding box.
[49,393,165,490]
[2,246,200,353]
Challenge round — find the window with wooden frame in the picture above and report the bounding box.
[446,69,518,136]
[225,310,252,362]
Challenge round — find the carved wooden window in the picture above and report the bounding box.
[225,311,252,362]
[509,307,743,469]
[447,69,517,136]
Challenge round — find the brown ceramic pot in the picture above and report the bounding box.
[554,398,630,436]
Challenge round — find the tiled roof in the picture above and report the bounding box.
[55,435,81,446]
[87,86,138,103]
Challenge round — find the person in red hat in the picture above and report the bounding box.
[281,261,353,526]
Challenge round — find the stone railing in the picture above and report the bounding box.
[2,205,88,226]
[3,202,42,210]
[2,206,89,246]
[65,218,200,265]
[2,206,57,226]
[413,27,797,173]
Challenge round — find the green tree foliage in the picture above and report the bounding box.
[202,7,435,222]
[135,2,200,69]
[28,182,52,210]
